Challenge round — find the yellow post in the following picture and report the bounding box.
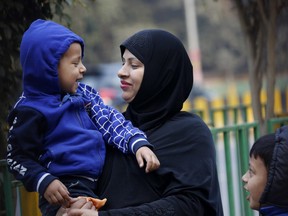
[210,97,225,127]
[226,85,239,107]
[260,89,267,118]
[20,188,41,216]
[274,88,282,115]
[192,96,210,124]
[182,99,192,112]
[242,91,254,122]
[226,84,241,123]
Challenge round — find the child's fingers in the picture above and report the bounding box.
[136,151,144,168]
[58,186,71,207]
[46,192,64,205]
[44,179,71,206]
[145,154,160,173]
[135,147,160,172]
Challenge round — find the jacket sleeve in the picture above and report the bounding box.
[80,83,153,154]
[6,107,57,195]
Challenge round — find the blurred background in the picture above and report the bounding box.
[1,0,288,135]
[1,1,288,215]
[58,0,288,96]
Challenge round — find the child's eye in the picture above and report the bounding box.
[248,168,254,177]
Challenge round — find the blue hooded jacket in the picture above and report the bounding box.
[6,19,151,196]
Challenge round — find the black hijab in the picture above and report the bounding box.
[120,29,193,131]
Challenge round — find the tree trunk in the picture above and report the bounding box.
[265,1,277,123]
[234,0,266,134]
[247,31,266,134]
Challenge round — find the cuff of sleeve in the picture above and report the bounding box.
[129,134,154,154]
[37,173,58,196]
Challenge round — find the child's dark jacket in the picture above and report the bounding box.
[260,125,288,215]
[6,19,151,196]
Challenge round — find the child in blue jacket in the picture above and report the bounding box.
[6,19,160,216]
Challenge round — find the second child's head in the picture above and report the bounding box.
[242,133,275,210]
[242,125,288,212]
[20,19,86,96]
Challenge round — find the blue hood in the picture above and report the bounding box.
[20,19,84,97]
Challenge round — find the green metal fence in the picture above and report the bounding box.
[1,116,288,216]
[211,122,259,216]
[209,104,249,126]
[208,104,271,127]
[0,159,23,216]
[267,117,288,133]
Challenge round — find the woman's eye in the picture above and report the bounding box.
[131,64,138,69]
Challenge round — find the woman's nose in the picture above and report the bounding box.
[118,65,128,78]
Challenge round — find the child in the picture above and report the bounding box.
[242,125,288,215]
[6,19,160,216]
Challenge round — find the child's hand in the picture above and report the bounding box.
[44,179,71,207]
[135,146,160,173]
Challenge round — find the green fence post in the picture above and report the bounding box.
[223,130,236,216]
[232,107,238,124]
[210,109,215,127]
[267,117,288,133]
[238,124,258,216]
[223,107,228,126]
[241,105,248,123]
[0,159,14,216]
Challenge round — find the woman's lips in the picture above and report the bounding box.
[120,80,131,90]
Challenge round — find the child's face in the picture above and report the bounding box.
[58,43,86,93]
[242,155,268,210]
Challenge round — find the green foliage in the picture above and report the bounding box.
[0,0,73,159]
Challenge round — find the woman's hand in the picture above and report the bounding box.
[136,146,160,173]
[65,208,98,216]
[59,198,98,216]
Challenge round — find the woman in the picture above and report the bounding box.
[66,29,223,216]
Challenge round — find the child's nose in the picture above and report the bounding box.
[80,64,86,74]
[242,171,248,183]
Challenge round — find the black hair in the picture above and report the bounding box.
[249,133,275,170]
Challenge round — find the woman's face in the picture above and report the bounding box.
[118,49,144,103]
[242,155,268,210]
